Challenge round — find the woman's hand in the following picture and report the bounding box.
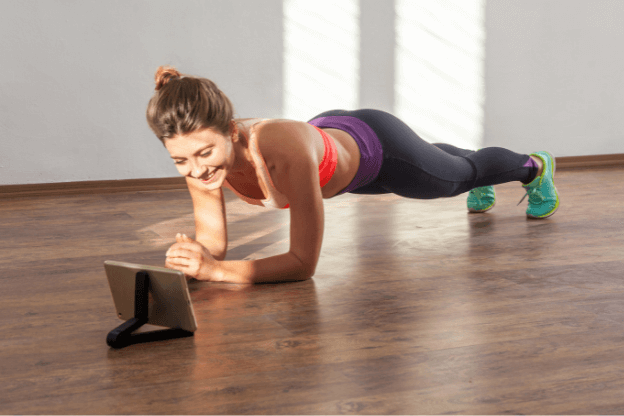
[165,233,220,281]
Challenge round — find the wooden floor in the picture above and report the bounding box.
[2,166,624,414]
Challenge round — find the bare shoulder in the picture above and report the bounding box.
[252,119,321,169]
[252,119,323,198]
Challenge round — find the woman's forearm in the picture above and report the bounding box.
[213,252,312,284]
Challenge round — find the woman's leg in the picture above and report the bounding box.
[344,109,538,199]
[431,143,474,158]
[433,144,543,185]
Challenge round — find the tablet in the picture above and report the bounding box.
[104,260,198,332]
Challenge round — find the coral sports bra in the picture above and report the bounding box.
[222,119,338,209]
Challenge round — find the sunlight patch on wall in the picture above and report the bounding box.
[283,0,360,121]
[395,0,485,149]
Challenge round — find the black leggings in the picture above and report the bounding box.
[309,109,537,199]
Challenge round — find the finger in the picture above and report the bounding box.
[167,241,200,253]
[170,239,199,249]
[168,242,191,252]
[171,241,203,254]
[167,248,197,260]
[166,257,191,269]
[165,259,197,280]
[168,243,201,256]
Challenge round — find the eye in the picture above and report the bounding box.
[201,150,213,158]
[174,160,186,165]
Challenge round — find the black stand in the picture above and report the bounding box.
[106,271,193,349]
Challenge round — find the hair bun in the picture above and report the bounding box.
[154,66,181,91]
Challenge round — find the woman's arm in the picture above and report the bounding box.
[168,122,324,284]
[186,176,228,261]
[167,234,309,283]
[215,121,325,284]
[215,252,310,284]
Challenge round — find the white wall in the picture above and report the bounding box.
[484,0,624,156]
[0,0,283,185]
[283,0,360,121]
[3,0,624,186]
[395,0,485,150]
[359,0,395,113]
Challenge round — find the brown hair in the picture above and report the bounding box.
[146,66,238,143]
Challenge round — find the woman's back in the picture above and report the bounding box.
[224,118,362,207]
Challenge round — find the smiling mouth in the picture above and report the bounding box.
[201,169,218,182]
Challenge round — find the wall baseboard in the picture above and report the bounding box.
[1,153,623,199]
[0,177,187,199]
[554,153,624,169]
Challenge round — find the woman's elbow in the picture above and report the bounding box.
[305,262,318,280]
[213,249,227,262]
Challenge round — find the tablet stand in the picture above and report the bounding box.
[106,271,193,349]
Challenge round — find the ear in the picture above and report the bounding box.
[231,120,246,146]
[230,120,239,140]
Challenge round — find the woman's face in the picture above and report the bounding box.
[165,125,244,190]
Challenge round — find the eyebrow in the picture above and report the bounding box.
[170,144,215,160]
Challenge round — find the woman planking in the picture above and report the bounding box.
[146,66,560,284]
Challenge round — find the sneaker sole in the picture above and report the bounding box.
[527,151,560,219]
[468,201,496,213]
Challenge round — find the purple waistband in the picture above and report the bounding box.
[308,116,383,195]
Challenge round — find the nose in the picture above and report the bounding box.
[190,161,207,179]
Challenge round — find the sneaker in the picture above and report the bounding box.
[517,151,560,218]
[467,186,496,213]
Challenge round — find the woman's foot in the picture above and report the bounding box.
[517,151,560,219]
[467,186,496,213]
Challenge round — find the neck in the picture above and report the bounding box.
[229,129,255,178]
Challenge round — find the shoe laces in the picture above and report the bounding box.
[517,186,545,206]
[470,188,485,200]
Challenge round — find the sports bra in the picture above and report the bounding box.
[222,119,338,209]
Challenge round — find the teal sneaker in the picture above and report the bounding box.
[467,186,496,213]
[517,151,560,218]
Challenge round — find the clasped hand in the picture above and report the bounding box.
[165,233,218,281]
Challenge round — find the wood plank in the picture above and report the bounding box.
[1,166,624,414]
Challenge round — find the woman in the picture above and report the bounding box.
[147,66,560,284]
